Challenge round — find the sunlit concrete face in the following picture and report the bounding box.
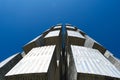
[1,24,120,80]
[45,30,60,38]
[5,45,59,80]
[65,24,120,80]
[70,45,120,79]
[5,25,62,80]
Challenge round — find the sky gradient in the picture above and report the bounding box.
[0,0,120,61]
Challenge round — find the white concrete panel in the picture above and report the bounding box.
[67,30,85,38]
[54,26,61,29]
[6,45,56,76]
[66,26,75,29]
[45,30,60,38]
[71,45,120,78]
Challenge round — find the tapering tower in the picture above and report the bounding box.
[0,24,120,80]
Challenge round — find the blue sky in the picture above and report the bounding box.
[0,0,120,61]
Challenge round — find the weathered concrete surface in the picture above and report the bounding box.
[0,53,22,80]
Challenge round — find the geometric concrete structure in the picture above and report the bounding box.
[68,45,120,80]
[0,53,22,80]
[0,24,120,80]
[23,34,43,53]
[65,24,120,80]
[5,45,58,80]
[104,50,120,71]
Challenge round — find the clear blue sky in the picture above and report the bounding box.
[0,0,120,61]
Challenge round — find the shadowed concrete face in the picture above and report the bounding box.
[66,45,120,80]
[5,46,59,80]
[0,53,22,80]
[1,24,120,80]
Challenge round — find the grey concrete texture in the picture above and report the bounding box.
[0,53,22,80]
[1,24,120,80]
[5,46,61,80]
[23,26,62,54]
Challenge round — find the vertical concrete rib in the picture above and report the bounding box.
[1,24,120,80]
